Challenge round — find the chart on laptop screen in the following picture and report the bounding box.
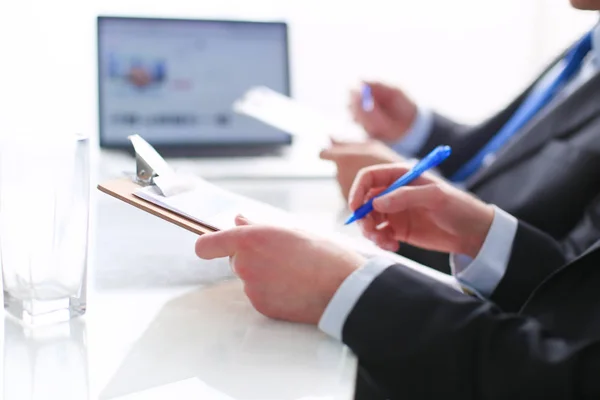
[97,17,291,148]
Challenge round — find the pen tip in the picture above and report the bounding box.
[344,215,357,225]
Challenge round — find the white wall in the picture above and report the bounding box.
[0,0,597,144]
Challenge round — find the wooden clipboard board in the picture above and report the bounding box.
[98,178,217,236]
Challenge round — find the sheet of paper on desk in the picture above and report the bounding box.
[233,86,366,143]
[133,177,462,292]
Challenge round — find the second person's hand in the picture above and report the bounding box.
[320,138,405,200]
[348,164,494,258]
[349,81,418,143]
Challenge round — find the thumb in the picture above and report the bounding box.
[320,143,361,161]
[235,214,252,226]
[365,81,397,104]
[372,184,445,213]
[320,146,347,161]
[319,147,336,161]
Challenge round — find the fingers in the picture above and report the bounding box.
[195,226,250,259]
[366,81,398,104]
[360,217,399,252]
[348,89,362,121]
[197,217,295,261]
[373,229,400,252]
[349,84,383,127]
[349,80,399,125]
[372,183,447,214]
[348,164,411,210]
[358,213,378,240]
[235,214,251,226]
[319,142,360,161]
[358,188,386,235]
[366,187,386,199]
[360,213,384,238]
[319,148,336,161]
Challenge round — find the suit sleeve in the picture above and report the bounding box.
[491,194,600,313]
[389,106,435,156]
[342,265,600,400]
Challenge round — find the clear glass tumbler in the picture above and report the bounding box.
[0,134,90,324]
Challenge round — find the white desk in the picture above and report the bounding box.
[2,175,361,400]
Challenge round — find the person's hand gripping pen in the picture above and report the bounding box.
[349,81,419,142]
[345,145,452,225]
[348,146,496,256]
[361,83,374,112]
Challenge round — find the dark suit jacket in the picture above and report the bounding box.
[399,55,600,273]
[347,221,600,399]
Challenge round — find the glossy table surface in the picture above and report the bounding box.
[2,163,363,399]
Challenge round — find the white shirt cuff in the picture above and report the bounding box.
[390,106,434,156]
[318,257,393,341]
[450,206,518,298]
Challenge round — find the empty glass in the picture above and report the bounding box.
[0,134,90,324]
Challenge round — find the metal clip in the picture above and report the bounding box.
[134,151,156,186]
[128,134,196,197]
[128,134,173,187]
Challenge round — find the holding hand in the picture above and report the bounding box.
[349,164,494,258]
[349,81,418,142]
[320,139,404,200]
[195,216,366,324]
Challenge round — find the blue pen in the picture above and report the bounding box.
[345,145,452,225]
[361,83,374,112]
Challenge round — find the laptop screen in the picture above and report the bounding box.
[97,16,291,148]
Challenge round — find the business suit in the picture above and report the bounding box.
[346,221,600,399]
[399,54,600,273]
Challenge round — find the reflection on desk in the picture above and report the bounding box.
[100,281,354,400]
[2,172,362,400]
[3,318,90,399]
[91,180,356,399]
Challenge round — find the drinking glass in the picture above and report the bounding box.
[0,134,90,324]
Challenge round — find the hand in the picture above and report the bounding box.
[349,164,495,258]
[349,81,418,142]
[195,216,366,324]
[320,139,405,200]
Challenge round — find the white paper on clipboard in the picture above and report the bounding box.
[132,175,463,293]
[233,86,366,143]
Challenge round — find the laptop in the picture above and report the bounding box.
[97,16,292,157]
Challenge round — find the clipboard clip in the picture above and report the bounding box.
[128,134,171,186]
[128,134,195,197]
[134,151,157,186]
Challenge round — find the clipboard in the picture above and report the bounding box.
[98,178,215,236]
[96,135,465,292]
[97,135,216,236]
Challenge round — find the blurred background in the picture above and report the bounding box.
[0,0,596,152]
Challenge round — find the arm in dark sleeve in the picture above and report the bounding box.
[491,194,600,312]
[343,265,600,400]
